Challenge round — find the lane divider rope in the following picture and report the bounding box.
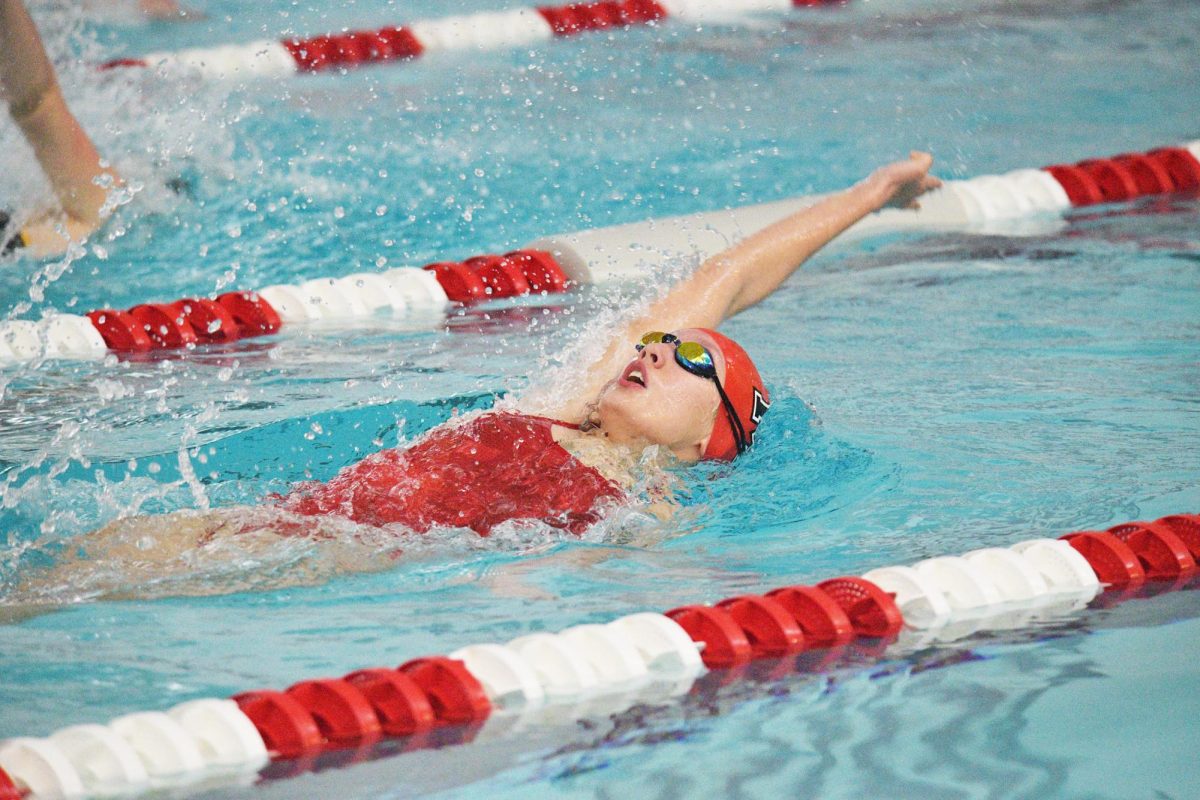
[2,141,1197,367]
[1,513,1196,799]
[99,1,843,79]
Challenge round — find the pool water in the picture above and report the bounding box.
[2,0,1199,797]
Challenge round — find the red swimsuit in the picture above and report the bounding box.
[280,412,624,536]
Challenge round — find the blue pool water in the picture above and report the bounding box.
[2,0,1199,797]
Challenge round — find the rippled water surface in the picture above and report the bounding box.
[1,0,1198,797]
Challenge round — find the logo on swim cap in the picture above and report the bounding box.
[747,388,771,446]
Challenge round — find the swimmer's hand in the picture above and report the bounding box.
[867,151,942,211]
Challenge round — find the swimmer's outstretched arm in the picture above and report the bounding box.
[1,0,120,255]
[550,152,940,420]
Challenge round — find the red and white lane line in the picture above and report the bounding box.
[100,1,842,79]
[2,141,1197,367]
[1,513,1196,799]
[0,250,567,365]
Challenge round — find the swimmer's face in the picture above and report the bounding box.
[597,328,727,461]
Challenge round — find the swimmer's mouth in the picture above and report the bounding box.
[620,362,647,388]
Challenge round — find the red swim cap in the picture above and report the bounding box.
[698,328,770,461]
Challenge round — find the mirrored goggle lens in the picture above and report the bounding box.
[636,331,679,350]
[674,341,716,376]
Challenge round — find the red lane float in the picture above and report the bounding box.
[215,291,283,337]
[86,309,153,353]
[397,658,491,723]
[422,248,568,303]
[171,298,241,344]
[127,304,198,349]
[1043,145,1200,207]
[463,255,532,298]
[283,27,424,73]
[1155,514,1200,558]
[284,680,383,744]
[343,669,436,736]
[714,595,805,656]
[231,691,323,758]
[815,577,904,638]
[764,585,855,646]
[1061,531,1146,587]
[423,262,488,302]
[1106,521,1197,580]
[538,0,668,36]
[665,605,753,668]
[0,767,20,800]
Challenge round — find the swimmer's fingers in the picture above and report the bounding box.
[872,151,941,211]
[901,173,944,210]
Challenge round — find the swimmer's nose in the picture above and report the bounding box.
[640,343,669,368]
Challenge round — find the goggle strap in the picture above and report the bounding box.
[636,332,749,455]
[714,380,749,455]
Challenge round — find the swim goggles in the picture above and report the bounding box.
[636,331,750,455]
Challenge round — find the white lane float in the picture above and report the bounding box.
[607,612,705,674]
[107,712,205,779]
[961,547,1049,602]
[447,644,547,709]
[506,632,602,696]
[165,699,268,769]
[912,556,1006,612]
[1010,539,1102,594]
[0,738,86,799]
[558,623,650,684]
[47,725,148,794]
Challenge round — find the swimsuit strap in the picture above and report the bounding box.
[516,413,583,432]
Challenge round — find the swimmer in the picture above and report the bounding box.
[23,153,939,593]
[290,154,933,531]
[0,0,122,257]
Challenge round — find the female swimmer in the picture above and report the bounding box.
[0,0,121,257]
[4,154,938,607]
[88,153,940,545]
[279,156,940,535]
